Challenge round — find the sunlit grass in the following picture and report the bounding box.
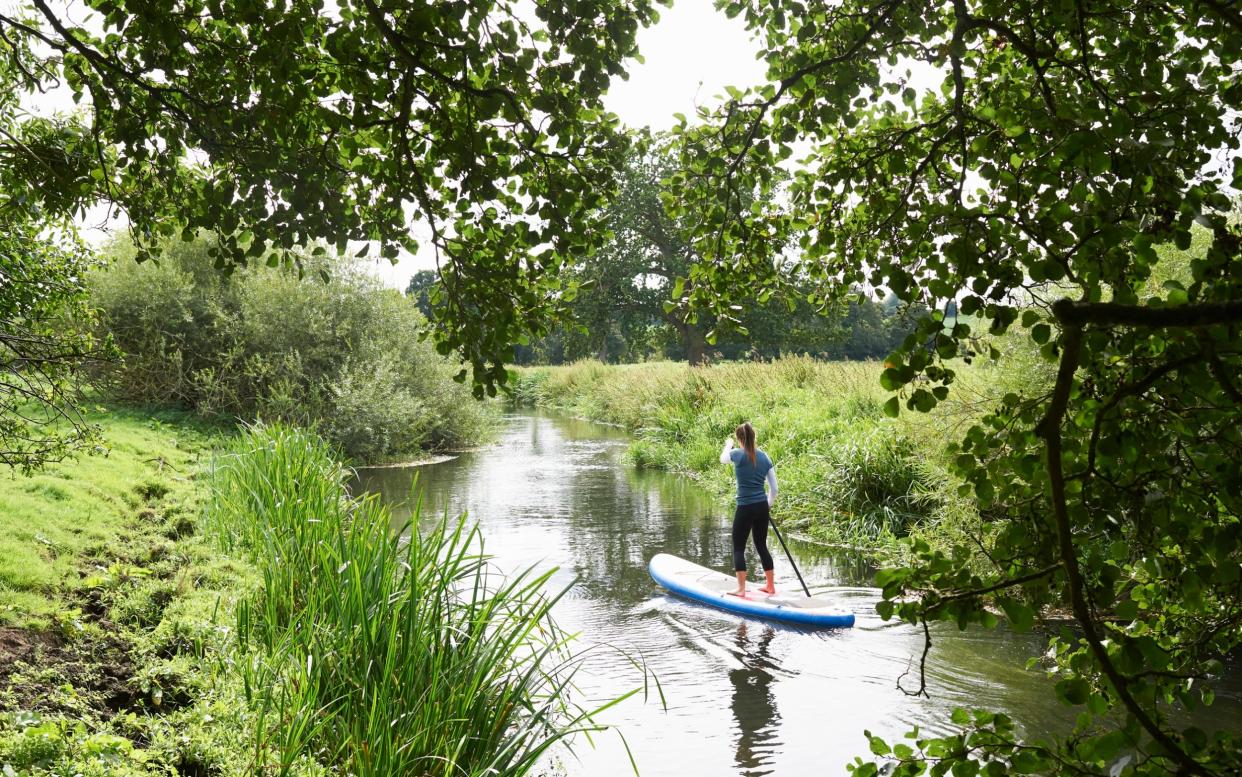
[0,406,218,628]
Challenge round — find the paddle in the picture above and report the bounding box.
[767,512,812,597]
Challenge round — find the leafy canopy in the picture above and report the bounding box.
[0,0,666,394]
[666,1,1242,775]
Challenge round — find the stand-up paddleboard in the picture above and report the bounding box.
[648,553,855,628]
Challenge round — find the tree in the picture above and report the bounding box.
[0,51,108,470]
[0,221,108,472]
[667,1,1242,774]
[0,0,665,395]
[575,136,715,364]
[405,270,437,320]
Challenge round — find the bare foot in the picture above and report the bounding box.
[726,590,748,599]
[756,586,776,595]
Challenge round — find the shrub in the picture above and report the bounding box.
[88,236,494,461]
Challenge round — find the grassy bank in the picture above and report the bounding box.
[1,409,633,776]
[207,424,634,775]
[511,357,1039,551]
[0,407,257,775]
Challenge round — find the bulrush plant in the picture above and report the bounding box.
[206,424,641,776]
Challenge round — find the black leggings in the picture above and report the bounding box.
[732,501,774,573]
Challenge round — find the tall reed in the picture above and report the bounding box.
[207,424,635,776]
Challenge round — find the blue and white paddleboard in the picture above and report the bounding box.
[648,553,855,628]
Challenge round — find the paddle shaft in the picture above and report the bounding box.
[767,513,811,597]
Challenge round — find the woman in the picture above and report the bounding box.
[719,422,778,598]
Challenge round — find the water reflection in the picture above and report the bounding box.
[730,623,781,776]
[354,411,1242,776]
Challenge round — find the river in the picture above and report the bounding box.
[354,411,1242,776]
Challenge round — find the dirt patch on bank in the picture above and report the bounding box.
[0,624,138,717]
[0,626,58,670]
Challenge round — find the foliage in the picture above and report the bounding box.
[0,0,667,394]
[494,135,927,365]
[405,269,436,319]
[571,134,718,364]
[89,235,493,462]
[206,423,645,776]
[666,1,1242,774]
[0,52,109,472]
[0,221,110,473]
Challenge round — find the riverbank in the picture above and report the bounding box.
[1,407,621,776]
[0,407,257,774]
[510,357,1037,554]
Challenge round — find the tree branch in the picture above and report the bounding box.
[1038,322,1213,776]
[1052,298,1242,328]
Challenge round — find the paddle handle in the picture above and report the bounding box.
[768,513,812,598]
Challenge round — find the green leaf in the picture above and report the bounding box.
[868,734,890,756]
[998,598,1034,632]
[1056,678,1091,706]
[882,396,900,418]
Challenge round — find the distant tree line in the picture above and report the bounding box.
[408,269,926,367]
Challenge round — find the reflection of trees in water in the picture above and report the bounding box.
[731,623,781,777]
[358,413,878,604]
[562,458,728,601]
[781,536,875,587]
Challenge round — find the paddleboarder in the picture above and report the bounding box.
[720,422,778,598]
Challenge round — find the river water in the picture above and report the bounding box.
[355,411,1242,776]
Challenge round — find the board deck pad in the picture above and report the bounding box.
[648,553,855,628]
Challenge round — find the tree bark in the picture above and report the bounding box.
[670,317,708,366]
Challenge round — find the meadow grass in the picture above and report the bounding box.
[207,424,642,776]
[512,356,1039,550]
[0,406,222,628]
[0,407,262,776]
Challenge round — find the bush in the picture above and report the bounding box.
[88,236,494,461]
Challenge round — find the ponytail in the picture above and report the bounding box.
[735,422,757,466]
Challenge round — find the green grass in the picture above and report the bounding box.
[0,406,267,776]
[1,410,644,776]
[0,407,222,628]
[512,356,1046,550]
[206,423,645,776]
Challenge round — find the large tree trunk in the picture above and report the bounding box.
[670,317,708,366]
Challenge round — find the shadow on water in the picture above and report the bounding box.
[354,411,1242,776]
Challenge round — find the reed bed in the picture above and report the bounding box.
[206,424,636,776]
